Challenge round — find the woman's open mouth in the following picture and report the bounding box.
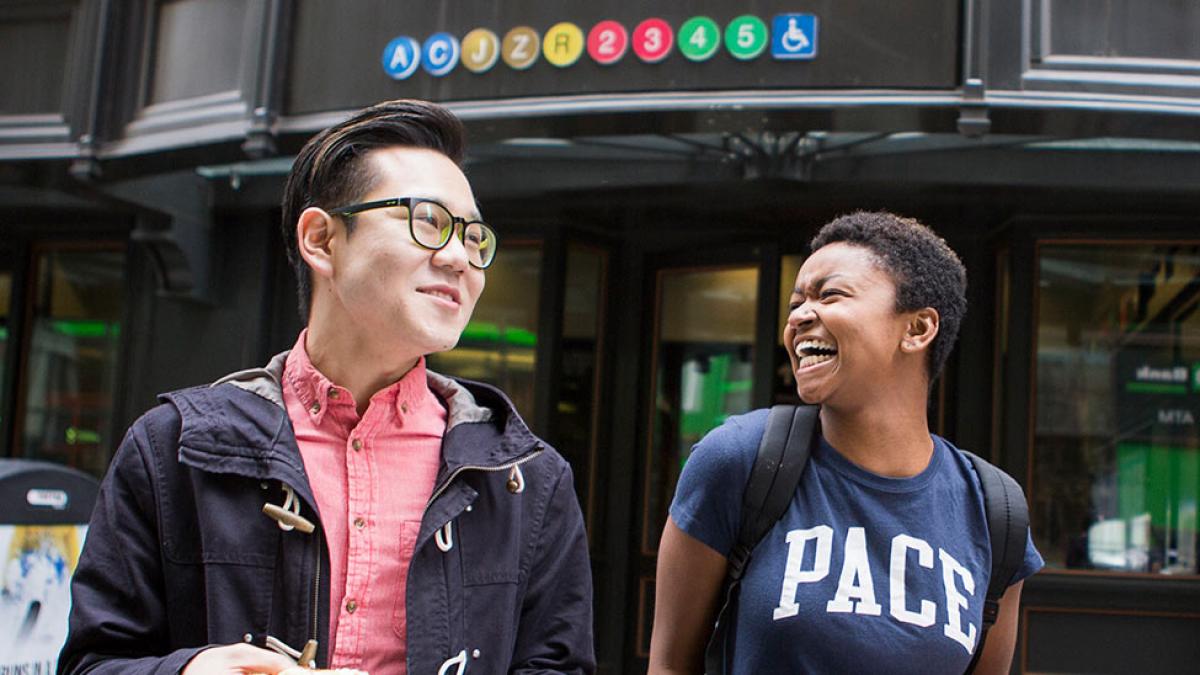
[794,338,838,369]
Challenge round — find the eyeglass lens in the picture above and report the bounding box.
[409,200,496,268]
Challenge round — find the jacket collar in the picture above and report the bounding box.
[163,351,538,479]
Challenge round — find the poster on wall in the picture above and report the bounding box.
[0,524,87,674]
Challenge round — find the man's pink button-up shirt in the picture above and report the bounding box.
[283,332,445,675]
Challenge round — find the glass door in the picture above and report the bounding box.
[631,260,764,664]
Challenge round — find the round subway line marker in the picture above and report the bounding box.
[422,32,460,76]
[381,36,421,80]
[632,17,673,63]
[543,21,585,67]
[587,20,628,65]
[725,15,768,60]
[461,28,500,73]
[679,16,721,62]
[502,26,541,70]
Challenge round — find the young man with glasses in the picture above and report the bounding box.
[59,100,595,675]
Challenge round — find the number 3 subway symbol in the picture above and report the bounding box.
[588,20,629,65]
[502,26,541,70]
[632,17,674,63]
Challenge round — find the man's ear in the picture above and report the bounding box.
[296,207,337,280]
[901,307,940,354]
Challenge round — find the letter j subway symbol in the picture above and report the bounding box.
[462,28,500,73]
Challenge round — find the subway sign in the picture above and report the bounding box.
[287,1,958,114]
[380,14,819,80]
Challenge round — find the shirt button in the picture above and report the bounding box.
[400,402,410,414]
[309,401,321,415]
[346,599,358,613]
[354,517,366,529]
[327,387,340,399]
[352,439,362,451]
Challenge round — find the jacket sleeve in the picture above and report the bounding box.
[510,462,596,674]
[57,410,207,675]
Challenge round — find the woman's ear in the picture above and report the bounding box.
[296,207,336,280]
[901,307,940,353]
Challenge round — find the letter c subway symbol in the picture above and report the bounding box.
[422,32,460,77]
[382,36,421,80]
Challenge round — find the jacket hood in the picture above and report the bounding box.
[160,351,542,482]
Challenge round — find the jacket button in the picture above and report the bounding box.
[327,387,339,399]
[401,402,410,414]
[309,401,321,415]
[346,599,358,613]
[354,517,366,529]
[352,439,362,451]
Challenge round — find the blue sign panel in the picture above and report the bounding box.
[422,32,461,77]
[382,36,421,79]
[771,14,818,60]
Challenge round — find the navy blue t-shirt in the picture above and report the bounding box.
[670,409,1043,675]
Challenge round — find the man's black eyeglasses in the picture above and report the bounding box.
[328,197,498,269]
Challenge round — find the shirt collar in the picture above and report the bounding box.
[284,329,432,425]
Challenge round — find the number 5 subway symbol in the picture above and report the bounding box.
[382,36,421,79]
[771,14,818,60]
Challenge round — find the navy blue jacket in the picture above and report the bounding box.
[58,353,595,674]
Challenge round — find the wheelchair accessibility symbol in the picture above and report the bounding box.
[771,14,817,60]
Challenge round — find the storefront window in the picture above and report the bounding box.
[427,245,541,420]
[643,265,759,552]
[1034,243,1200,575]
[18,248,125,477]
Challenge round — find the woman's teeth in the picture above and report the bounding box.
[798,353,835,368]
[794,339,836,369]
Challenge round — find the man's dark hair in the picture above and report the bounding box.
[281,99,467,318]
[809,211,967,382]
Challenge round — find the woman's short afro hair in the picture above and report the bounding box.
[809,211,967,382]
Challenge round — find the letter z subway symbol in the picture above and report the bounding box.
[503,26,541,70]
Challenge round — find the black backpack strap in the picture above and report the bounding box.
[961,451,1030,674]
[705,405,819,674]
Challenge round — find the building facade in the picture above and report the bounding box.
[1,1,1198,672]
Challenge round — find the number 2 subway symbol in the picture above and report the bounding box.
[588,20,629,65]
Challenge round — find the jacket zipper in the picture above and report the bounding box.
[304,532,322,666]
[425,444,544,509]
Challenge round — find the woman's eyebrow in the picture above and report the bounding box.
[794,273,847,295]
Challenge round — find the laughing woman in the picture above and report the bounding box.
[648,212,1042,675]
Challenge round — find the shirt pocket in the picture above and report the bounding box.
[392,519,423,639]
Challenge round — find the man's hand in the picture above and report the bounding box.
[182,644,298,675]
